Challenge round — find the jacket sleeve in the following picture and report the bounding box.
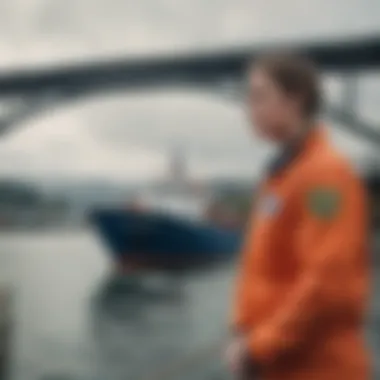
[231,195,259,333]
[247,166,368,365]
[231,228,254,332]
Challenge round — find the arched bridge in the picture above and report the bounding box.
[0,34,380,145]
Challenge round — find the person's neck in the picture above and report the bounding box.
[282,119,314,148]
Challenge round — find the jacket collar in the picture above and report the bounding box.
[267,124,326,177]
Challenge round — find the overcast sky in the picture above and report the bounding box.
[0,0,379,183]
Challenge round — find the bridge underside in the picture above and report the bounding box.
[0,74,379,151]
[0,34,379,147]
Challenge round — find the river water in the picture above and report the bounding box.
[0,229,234,380]
[0,230,379,380]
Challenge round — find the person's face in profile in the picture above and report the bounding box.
[246,67,300,143]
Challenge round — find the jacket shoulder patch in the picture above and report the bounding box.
[307,187,341,219]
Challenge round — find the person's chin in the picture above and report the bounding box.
[254,127,271,140]
[259,131,281,144]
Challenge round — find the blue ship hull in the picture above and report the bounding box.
[90,208,242,271]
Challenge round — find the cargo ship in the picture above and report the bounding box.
[89,151,246,273]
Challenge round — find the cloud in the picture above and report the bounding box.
[0,88,374,183]
[0,103,167,182]
[0,0,379,69]
[0,91,273,181]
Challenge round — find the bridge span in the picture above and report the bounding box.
[0,34,379,145]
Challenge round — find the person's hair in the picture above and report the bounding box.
[250,52,322,118]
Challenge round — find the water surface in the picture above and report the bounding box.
[0,230,378,380]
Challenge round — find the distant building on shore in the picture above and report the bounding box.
[0,180,69,229]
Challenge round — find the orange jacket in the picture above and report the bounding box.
[232,127,371,380]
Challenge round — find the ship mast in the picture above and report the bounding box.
[167,146,208,201]
[168,146,187,185]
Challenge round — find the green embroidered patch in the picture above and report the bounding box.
[307,188,342,219]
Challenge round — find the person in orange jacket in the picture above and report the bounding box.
[226,54,371,380]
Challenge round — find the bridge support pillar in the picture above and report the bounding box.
[341,74,359,119]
